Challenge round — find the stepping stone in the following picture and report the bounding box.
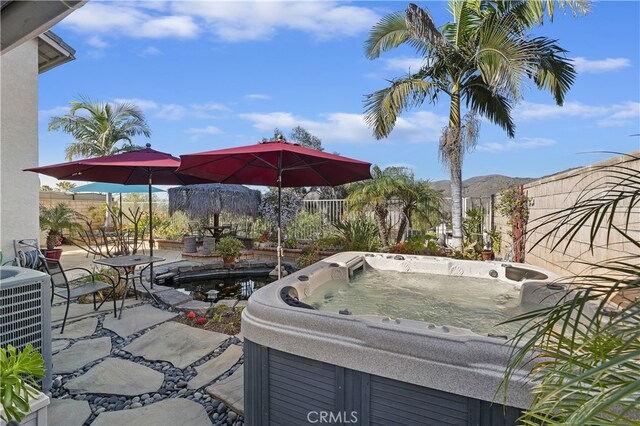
[102,304,177,337]
[52,337,111,374]
[91,398,210,426]
[55,317,98,339]
[48,399,91,426]
[188,345,243,389]
[51,298,139,324]
[155,289,192,307]
[51,339,70,354]
[65,358,163,396]
[123,322,227,368]
[206,367,244,415]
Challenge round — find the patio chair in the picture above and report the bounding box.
[39,256,117,334]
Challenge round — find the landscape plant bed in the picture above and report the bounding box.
[173,306,242,335]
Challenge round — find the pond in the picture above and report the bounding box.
[172,274,276,302]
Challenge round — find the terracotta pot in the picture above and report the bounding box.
[481,250,494,261]
[44,248,63,260]
[222,255,236,265]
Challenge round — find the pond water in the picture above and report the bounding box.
[173,275,275,302]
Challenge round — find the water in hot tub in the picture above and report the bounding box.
[302,269,530,337]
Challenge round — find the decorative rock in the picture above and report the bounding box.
[228,412,237,422]
[91,398,210,426]
[123,322,227,368]
[52,337,111,374]
[130,402,142,409]
[65,358,164,396]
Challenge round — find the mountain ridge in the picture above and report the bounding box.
[431,174,535,198]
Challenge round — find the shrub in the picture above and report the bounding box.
[333,218,380,251]
[216,236,244,258]
[296,245,321,268]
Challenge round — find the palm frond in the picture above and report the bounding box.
[364,12,409,59]
[530,37,576,105]
[405,3,446,48]
[364,76,439,139]
[463,75,515,137]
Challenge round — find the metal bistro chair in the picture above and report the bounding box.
[40,257,117,334]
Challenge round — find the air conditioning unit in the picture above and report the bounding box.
[0,266,52,390]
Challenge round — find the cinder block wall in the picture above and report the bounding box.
[494,152,640,278]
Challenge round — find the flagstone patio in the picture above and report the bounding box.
[49,301,245,426]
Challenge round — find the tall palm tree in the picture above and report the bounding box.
[364,1,589,250]
[48,97,151,226]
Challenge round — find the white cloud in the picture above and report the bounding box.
[140,46,162,57]
[38,106,70,121]
[171,1,378,41]
[113,98,159,111]
[191,102,231,119]
[187,125,222,140]
[61,2,198,39]
[384,57,425,72]
[156,104,188,120]
[245,94,271,100]
[87,35,108,49]
[515,101,640,127]
[477,137,556,153]
[239,110,446,144]
[572,57,631,74]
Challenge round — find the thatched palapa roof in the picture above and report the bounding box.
[168,184,261,220]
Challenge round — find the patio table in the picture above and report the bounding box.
[203,224,231,239]
[94,255,165,319]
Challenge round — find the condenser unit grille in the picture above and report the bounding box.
[0,270,51,390]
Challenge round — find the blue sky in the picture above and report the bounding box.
[38,1,640,187]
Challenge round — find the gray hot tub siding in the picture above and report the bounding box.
[244,341,521,425]
[243,252,562,426]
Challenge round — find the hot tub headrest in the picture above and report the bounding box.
[280,286,315,310]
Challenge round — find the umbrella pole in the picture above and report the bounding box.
[277,154,282,280]
[148,171,154,288]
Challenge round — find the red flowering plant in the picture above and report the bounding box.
[186,311,196,319]
[258,230,270,243]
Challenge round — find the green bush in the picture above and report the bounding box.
[283,238,298,249]
[315,236,343,250]
[333,218,380,251]
[0,344,45,423]
[296,245,321,268]
[286,212,324,240]
[216,236,244,258]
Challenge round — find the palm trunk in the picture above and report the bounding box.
[105,193,113,228]
[448,85,463,250]
[374,203,389,247]
[396,206,412,243]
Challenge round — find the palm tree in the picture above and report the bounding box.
[39,203,83,249]
[55,181,77,192]
[48,97,151,226]
[48,97,151,160]
[364,1,589,250]
[394,171,442,243]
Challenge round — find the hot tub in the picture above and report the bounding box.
[242,252,564,425]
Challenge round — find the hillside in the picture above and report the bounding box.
[431,175,534,198]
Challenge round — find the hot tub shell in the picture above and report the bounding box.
[242,252,563,425]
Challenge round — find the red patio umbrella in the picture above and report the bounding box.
[177,139,372,277]
[25,144,204,281]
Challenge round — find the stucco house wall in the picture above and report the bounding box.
[0,39,40,259]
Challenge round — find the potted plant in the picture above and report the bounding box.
[0,344,48,425]
[256,230,271,248]
[39,203,82,259]
[216,236,245,264]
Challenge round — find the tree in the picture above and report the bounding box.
[40,185,53,192]
[39,203,82,249]
[290,126,323,151]
[363,1,588,249]
[394,173,442,243]
[347,165,407,247]
[55,181,77,192]
[48,97,151,226]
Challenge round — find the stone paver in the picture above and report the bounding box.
[51,298,139,324]
[123,322,227,368]
[52,337,111,374]
[102,304,177,337]
[206,367,244,415]
[65,358,164,396]
[51,339,70,354]
[188,345,243,389]
[55,317,98,339]
[91,398,210,426]
[155,289,192,307]
[48,398,91,426]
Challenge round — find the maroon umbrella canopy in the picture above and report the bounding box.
[177,139,372,187]
[25,144,203,185]
[25,144,204,279]
[178,139,372,278]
